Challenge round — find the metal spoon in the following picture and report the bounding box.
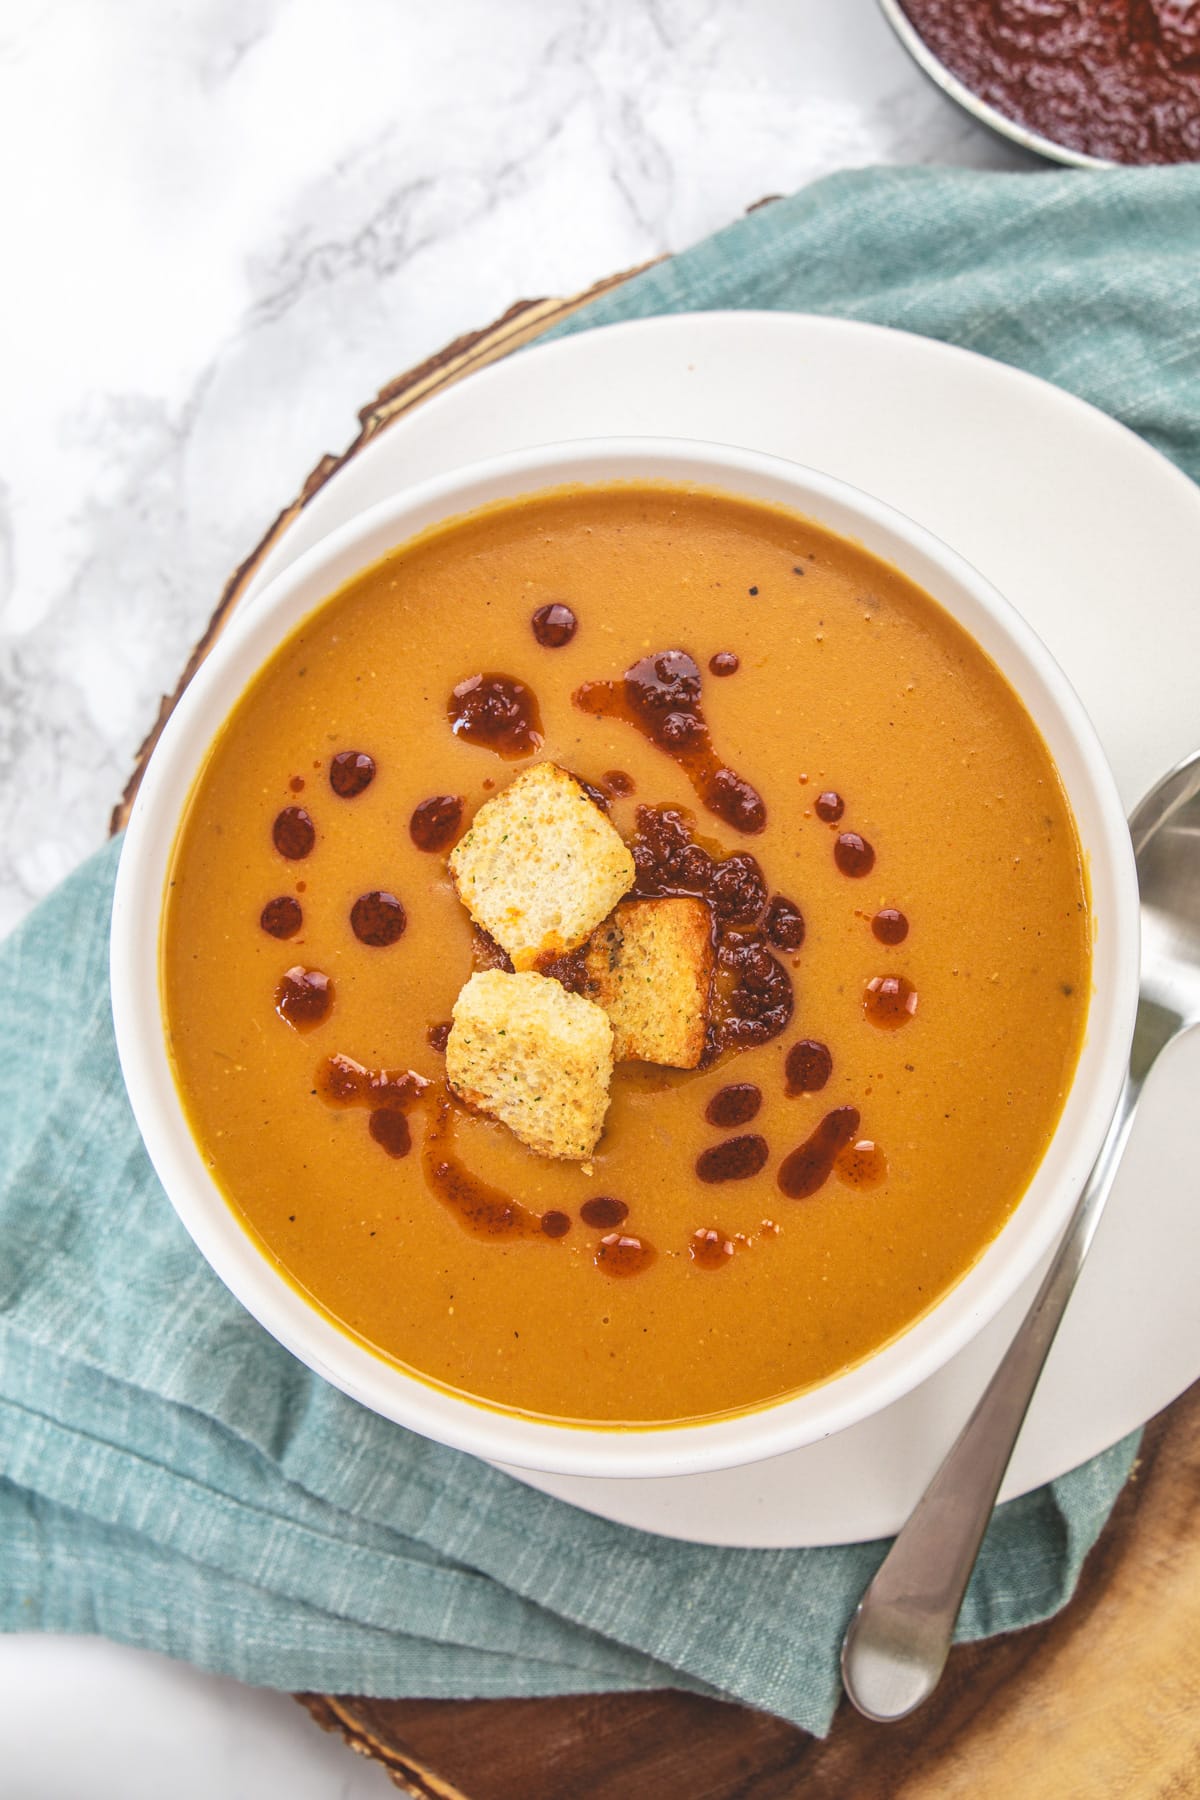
[841,747,1200,1723]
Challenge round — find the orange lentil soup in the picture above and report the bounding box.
[161,484,1089,1426]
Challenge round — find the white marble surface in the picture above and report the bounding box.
[0,0,1030,1789]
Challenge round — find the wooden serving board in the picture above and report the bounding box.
[305,1375,1194,1800]
[118,255,1200,1799]
[305,1384,1200,1799]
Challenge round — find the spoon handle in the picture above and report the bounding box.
[841,1072,1141,1723]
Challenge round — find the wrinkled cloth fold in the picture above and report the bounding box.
[5,162,1199,1736]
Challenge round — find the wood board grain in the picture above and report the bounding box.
[302,1383,1199,1800]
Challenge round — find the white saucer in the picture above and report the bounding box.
[242,312,1200,1547]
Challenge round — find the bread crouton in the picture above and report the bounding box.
[448,763,635,970]
[582,897,714,1069]
[446,970,614,1160]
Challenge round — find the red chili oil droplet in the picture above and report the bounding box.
[814,791,844,823]
[574,649,766,834]
[704,1084,762,1129]
[714,939,794,1057]
[350,891,407,947]
[422,1097,541,1239]
[581,1196,629,1230]
[696,1135,769,1183]
[836,1138,888,1188]
[273,807,315,860]
[410,794,464,853]
[289,775,305,793]
[763,895,805,951]
[594,1233,656,1277]
[318,1053,368,1103]
[448,673,543,758]
[572,775,611,812]
[540,1209,571,1238]
[369,1069,424,1108]
[705,767,767,835]
[872,908,909,945]
[532,946,589,993]
[834,831,875,877]
[628,804,712,897]
[784,1039,832,1095]
[369,1108,411,1158]
[471,925,514,973]
[330,751,375,798]
[708,651,739,676]
[260,895,302,939]
[864,975,918,1029]
[778,1105,861,1199]
[316,1054,427,1109]
[604,769,635,797]
[689,1226,736,1269]
[427,1021,453,1053]
[275,966,333,1031]
[708,853,768,923]
[531,603,578,647]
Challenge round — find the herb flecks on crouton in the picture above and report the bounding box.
[446,970,615,1160]
[448,762,635,970]
[583,897,714,1069]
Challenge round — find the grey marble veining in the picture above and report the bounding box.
[0,0,1026,937]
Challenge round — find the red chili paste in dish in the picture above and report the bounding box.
[899,0,1200,164]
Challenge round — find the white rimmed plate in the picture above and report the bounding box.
[239,311,1200,1545]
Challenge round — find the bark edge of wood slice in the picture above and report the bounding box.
[109,256,658,838]
[301,1385,1199,1800]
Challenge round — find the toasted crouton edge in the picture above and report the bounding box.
[447,762,635,968]
[582,895,714,1069]
[446,968,615,1160]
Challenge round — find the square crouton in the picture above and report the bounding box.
[582,897,714,1069]
[446,970,614,1160]
[448,762,635,970]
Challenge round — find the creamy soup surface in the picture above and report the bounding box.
[162,484,1090,1426]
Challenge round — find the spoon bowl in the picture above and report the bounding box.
[1132,753,1200,1062]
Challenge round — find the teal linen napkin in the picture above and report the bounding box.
[5,163,1199,1737]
